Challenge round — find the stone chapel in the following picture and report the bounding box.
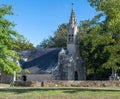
[8,7,87,83]
[52,8,86,80]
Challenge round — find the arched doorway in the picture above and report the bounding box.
[74,71,78,80]
[22,75,27,81]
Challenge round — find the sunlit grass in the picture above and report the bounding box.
[0,83,9,87]
[0,87,120,99]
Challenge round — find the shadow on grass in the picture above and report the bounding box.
[0,87,120,94]
[62,88,120,94]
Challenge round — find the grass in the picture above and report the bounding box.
[0,83,10,87]
[0,87,120,99]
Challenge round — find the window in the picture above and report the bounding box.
[68,34,74,42]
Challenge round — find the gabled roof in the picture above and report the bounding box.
[21,48,61,74]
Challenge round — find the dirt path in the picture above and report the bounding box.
[0,86,7,88]
[0,84,9,88]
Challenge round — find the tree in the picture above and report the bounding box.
[37,36,55,48]
[38,23,68,48]
[79,0,120,79]
[14,35,35,50]
[53,23,68,47]
[0,5,22,75]
[88,0,120,70]
[79,18,111,80]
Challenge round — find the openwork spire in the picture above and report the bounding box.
[69,3,76,27]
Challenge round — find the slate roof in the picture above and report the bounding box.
[20,48,61,74]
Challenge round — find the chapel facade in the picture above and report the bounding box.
[52,8,86,80]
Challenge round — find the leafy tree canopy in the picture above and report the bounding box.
[0,5,34,75]
[37,23,68,48]
[87,0,120,70]
[14,35,35,50]
[79,0,120,79]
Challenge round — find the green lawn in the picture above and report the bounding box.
[0,87,120,99]
[0,83,10,87]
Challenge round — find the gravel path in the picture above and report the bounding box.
[0,86,8,88]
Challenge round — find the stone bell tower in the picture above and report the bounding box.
[52,6,86,80]
[67,7,86,80]
[67,7,78,56]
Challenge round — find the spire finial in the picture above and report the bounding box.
[72,2,74,8]
[69,1,76,26]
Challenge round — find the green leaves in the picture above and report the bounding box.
[14,35,35,50]
[0,44,21,75]
[103,44,120,69]
[0,5,22,75]
[0,5,13,17]
[38,23,68,48]
[82,0,120,79]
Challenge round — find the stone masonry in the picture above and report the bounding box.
[52,8,86,80]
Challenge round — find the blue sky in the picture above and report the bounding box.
[0,0,96,46]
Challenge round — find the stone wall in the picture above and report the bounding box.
[27,74,52,82]
[1,73,11,83]
[15,81,120,87]
[18,74,52,82]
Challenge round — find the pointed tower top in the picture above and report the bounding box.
[69,3,76,27]
[72,2,74,8]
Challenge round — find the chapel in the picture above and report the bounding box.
[13,6,86,82]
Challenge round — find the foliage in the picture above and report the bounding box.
[79,0,120,79]
[0,5,22,75]
[88,0,120,69]
[79,18,110,79]
[52,23,68,47]
[14,35,35,50]
[22,69,30,73]
[38,23,68,48]
[37,36,55,48]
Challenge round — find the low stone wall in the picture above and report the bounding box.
[15,81,120,87]
[44,81,120,87]
[15,81,42,87]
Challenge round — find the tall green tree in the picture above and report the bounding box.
[80,0,120,79]
[0,5,22,75]
[88,0,120,70]
[52,23,68,47]
[79,18,111,79]
[38,23,68,48]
